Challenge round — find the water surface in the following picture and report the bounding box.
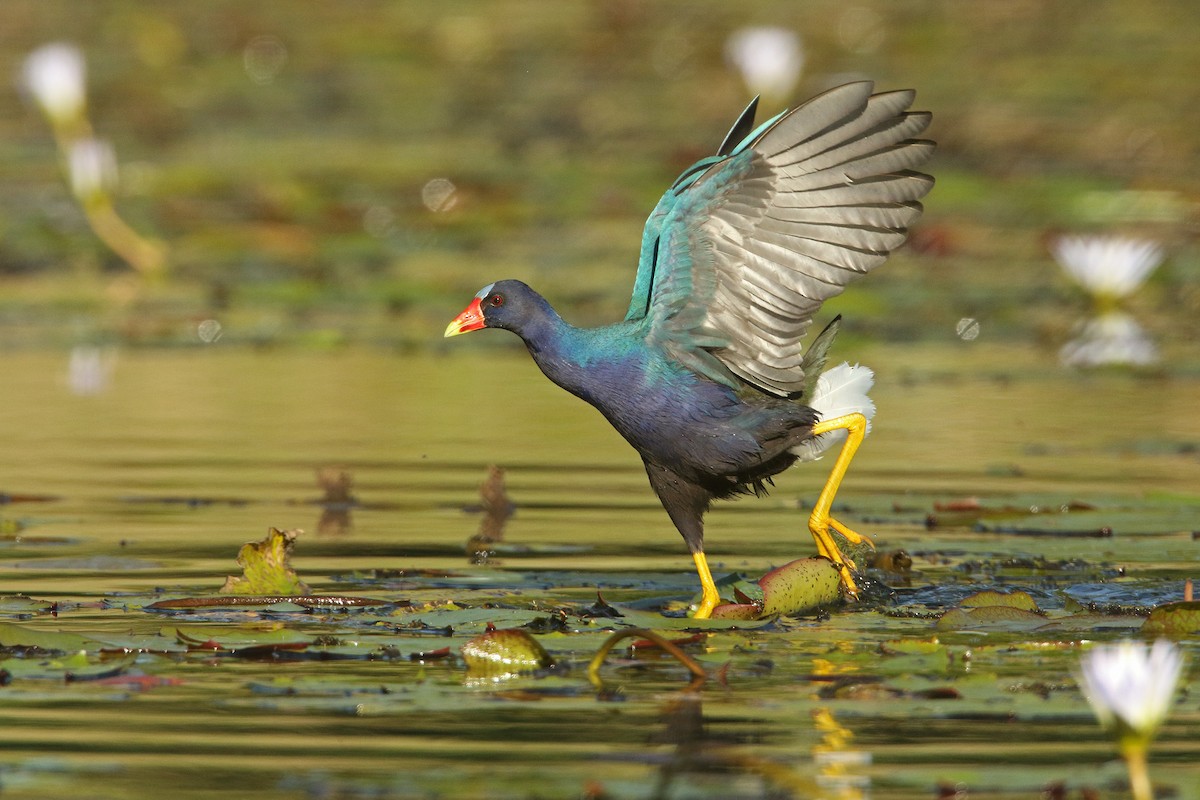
[1,345,1197,799]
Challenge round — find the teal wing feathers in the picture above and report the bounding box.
[627,81,934,396]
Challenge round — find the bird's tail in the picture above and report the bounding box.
[790,362,875,462]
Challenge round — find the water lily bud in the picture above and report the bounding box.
[21,42,87,126]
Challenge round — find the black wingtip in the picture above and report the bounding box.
[716,96,760,157]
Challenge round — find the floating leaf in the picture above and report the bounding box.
[0,621,95,652]
[146,595,392,611]
[1141,601,1200,637]
[935,606,1047,632]
[0,651,137,682]
[959,589,1039,612]
[759,558,841,616]
[709,603,761,621]
[0,596,56,614]
[879,638,946,656]
[220,527,311,596]
[461,627,552,680]
[167,624,311,654]
[711,557,841,619]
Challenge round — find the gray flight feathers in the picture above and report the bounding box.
[647,81,934,397]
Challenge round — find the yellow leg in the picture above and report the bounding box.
[691,550,721,619]
[808,413,873,599]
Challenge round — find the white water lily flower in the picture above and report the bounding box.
[725,27,803,104]
[1079,639,1183,741]
[1052,235,1164,299]
[21,42,87,125]
[68,137,118,203]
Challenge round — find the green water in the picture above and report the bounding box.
[0,344,1197,799]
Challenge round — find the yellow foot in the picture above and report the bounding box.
[690,550,721,619]
[830,517,874,548]
[692,593,719,619]
[809,514,869,599]
[807,412,875,601]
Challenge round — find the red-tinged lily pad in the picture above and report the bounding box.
[145,595,393,611]
[959,589,1039,612]
[89,674,184,690]
[759,557,841,615]
[220,527,310,596]
[461,627,553,680]
[1141,601,1200,637]
[709,603,762,620]
[710,557,841,620]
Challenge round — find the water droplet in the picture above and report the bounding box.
[362,205,396,238]
[955,317,980,341]
[421,178,457,213]
[197,319,222,343]
[243,35,287,85]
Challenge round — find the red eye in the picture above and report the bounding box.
[490,295,504,307]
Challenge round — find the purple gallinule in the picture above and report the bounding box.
[446,82,934,617]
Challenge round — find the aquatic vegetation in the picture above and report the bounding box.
[20,42,165,277]
[220,527,311,596]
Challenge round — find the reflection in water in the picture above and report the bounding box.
[812,708,869,799]
[1052,234,1165,367]
[314,466,356,536]
[0,349,1197,798]
[66,344,116,395]
[1060,311,1159,367]
[467,465,514,563]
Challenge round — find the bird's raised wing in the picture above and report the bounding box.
[627,82,934,396]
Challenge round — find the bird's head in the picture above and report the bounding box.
[444,279,540,337]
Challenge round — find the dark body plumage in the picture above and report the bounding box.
[485,284,817,510]
[447,82,934,616]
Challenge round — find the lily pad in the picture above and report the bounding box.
[0,621,96,652]
[710,557,841,619]
[1141,601,1200,637]
[935,606,1048,632]
[166,624,311,654]
[0,596,57,614]
[461,627,553,680]
[220,527,311,596]
[959,588,1040,611]
[146,595,392,611]
[0,651,137,682]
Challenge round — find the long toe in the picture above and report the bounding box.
[837,562,861,599]
[810,514,864,599]
[830,517,875,548]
